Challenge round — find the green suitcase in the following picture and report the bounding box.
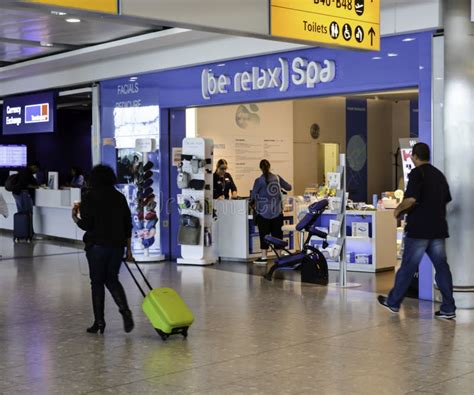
[124,261,194,340]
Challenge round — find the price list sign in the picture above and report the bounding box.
[271,0,380,50]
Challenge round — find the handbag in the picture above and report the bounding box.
[178,214,201,245]
[177,167,190,189]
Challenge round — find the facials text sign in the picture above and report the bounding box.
[2,92,56,135]
[24,0,118,14]
[271,0,380,50]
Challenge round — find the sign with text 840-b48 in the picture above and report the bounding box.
[271,0,380,51]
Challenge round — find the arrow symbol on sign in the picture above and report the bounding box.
[368,27,376,46]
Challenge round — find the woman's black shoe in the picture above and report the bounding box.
[86,321,106,334]
[121,310,134,333]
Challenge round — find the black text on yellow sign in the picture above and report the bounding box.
[271,0,380,51]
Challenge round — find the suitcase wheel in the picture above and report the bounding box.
[155,329,169,341]
[182,328,188,339]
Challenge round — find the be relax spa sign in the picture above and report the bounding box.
[201,57,336,100]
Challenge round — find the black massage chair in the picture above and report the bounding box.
[263,199,330,285]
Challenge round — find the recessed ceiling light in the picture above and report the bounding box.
[217,63,226,67]
[66,18,81,23]
[372,56,382,60]
[402,37,416,42]
[51,10,67,16]
[387,53,398,57]
[40,41,54,47]
[129,77,138,81]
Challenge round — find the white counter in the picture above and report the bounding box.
[215,200,249,260]
[0,187,84,241]
[215,199,295,261]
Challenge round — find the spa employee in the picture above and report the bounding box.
[213,159,237,200]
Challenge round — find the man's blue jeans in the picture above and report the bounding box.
[388,238,456,313]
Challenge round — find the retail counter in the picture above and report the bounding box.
[215,199,294,261]
[0,187,84,241]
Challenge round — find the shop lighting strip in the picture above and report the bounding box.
[58,87,92,96]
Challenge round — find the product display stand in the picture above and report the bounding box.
[329,154,361,288]
[134,138,165,263]
[177,138,217,266]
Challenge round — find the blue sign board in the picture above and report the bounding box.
[346,99,368,203]
[2,92,56,135]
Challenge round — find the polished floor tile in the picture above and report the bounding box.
[0,238,473,394]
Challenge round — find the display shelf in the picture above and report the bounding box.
[306,209,396,273]
[347,237,372,242]
[177,137,216,266]
[328,262,387,272]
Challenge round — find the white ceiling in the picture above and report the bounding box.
[0,2,166,66]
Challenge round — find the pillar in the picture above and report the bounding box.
[444,0,474,308]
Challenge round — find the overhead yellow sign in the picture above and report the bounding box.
[271,0,380,51]
[24,0,118,14]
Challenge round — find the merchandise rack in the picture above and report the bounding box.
[317,210,396,273]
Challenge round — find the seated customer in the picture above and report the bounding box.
[69,167,85,188]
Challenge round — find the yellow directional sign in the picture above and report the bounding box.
[271,0,380,51]
[24,0,119,14]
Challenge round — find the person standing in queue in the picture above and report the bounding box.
[251,159,292,265]
[378,143,456,319]
[213,159,238,200]
[12,162,40,236]
[72,165,135,334]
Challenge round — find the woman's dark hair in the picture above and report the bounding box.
[215,159,228,172]
[260,159,271,184]
[89,165,117,189]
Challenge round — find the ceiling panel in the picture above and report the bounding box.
[0,3,165,65]
[0,7,155,46]
[0,42,59,62]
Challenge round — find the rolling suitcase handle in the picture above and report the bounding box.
[123,259,154,297]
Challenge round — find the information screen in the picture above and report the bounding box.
[0,145,27,168]
[2,92,56,135]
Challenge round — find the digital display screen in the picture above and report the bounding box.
[2,92,56,135]
[0,145,27,168]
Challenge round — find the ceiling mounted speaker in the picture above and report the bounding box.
[310,123,321,140]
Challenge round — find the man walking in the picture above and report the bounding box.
[378,143,456,319]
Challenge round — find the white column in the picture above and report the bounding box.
[443,0,474,307]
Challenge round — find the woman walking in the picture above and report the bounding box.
[72,165,134,334]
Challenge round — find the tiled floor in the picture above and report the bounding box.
[0,237,473,394]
